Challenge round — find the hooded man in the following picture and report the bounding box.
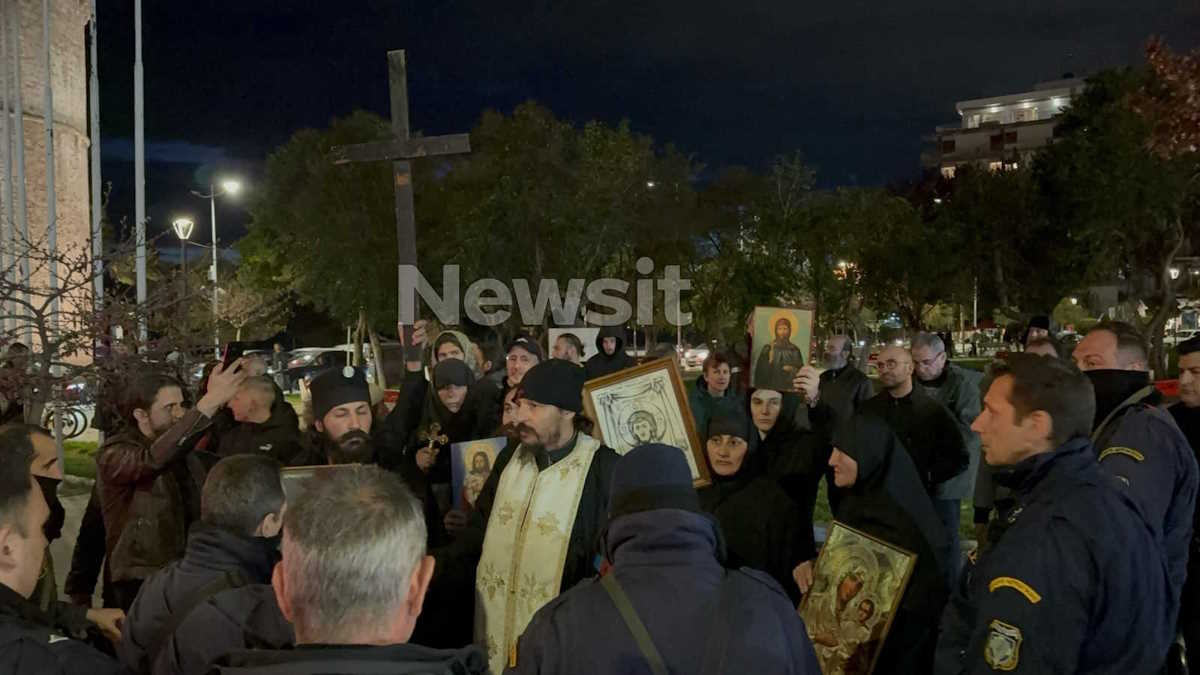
[508,444,820,674]
[584,326,634,380]
[1072,321,1197,631]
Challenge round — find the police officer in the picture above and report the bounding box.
[1073,321,1198,619]
[0,427,120,674]
[936,353,1174,672]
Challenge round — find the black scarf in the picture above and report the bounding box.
[832,413,950,616]
[699,408,760,510]
[1085,369,1155,430]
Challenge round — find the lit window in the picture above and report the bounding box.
[941,166,957,179]
[988,161,1003,172]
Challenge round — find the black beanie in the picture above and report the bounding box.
[506,334,545,361]
[518,359,584,413]
[433,358,474,389]
[706,407,753,444]
[310,367,370,421]
[1028,315,1051,331]
[608,443,701,520]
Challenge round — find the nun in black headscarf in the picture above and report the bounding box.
[827,412,950,674]
[698,406,811,604]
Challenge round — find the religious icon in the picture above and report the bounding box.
[582,357,710,488]
[750,306,814,392]
[798,521,917,675]
[451,436,505,511]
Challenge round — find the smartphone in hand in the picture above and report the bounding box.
[221,341,248,371]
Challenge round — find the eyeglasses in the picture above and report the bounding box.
[878,360,911,371]
[914,353,945,368]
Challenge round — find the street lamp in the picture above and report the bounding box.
[172,217,195,331]
[1069,297,1078,305]
[1171,267,1182,281]
[191,179,244,358]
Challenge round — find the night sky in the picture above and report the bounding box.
[93,1,1200,254]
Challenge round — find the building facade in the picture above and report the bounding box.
[922,77,1086,177]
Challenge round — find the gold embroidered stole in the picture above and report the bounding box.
[474,433,601,673]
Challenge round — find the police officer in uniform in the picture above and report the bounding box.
[1073,322,1198,622]
[0,427,120,674]
[936,354,1174,673]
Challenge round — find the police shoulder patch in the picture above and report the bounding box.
[1098,446,1145,463]
[988,576,1041,604]
[984,619,1022,671]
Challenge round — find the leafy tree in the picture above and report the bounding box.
[1036,67,1200,373]
[238,111,398,334]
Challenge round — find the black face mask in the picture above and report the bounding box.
[36,475,65,542]
[1085,369,1151,430]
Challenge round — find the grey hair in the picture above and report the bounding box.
[281,464,427,643]
[239,376,277,407]
[911,332,946,354]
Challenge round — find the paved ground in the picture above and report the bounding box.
[50,478,101,605]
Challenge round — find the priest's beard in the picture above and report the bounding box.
[517,421,570,455]
[327,429,374,464]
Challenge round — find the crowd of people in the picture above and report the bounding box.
[0,315,1198,674]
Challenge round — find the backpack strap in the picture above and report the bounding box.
[600,573,669,675]
[148,569,249,669]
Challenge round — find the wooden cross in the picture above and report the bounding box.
[330,50,471,326]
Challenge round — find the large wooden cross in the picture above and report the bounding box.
[330,50,470,325]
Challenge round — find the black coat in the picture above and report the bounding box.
[209,642,487,675]
[833,413,950,674]
[119,524,279,675]
[0,582,120,675]
[583,325,635,380]
[381,369,501,488]
[700,472,808,604]
[64,481,112,606]
[205,401,308,466]
[818,364,872,427]
[860,388,968,494]
[758,393,831,560]
[165,584,292,675]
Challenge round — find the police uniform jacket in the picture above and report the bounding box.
[0,581,120,675]
[1093,385,1198,619]
[935,437,1174,674]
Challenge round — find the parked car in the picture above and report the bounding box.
[683,346,710,369]
[285,348,348,391]
[1165,330,1198,347]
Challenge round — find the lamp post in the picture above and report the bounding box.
[172,218,194,326]
[191,179,242,358]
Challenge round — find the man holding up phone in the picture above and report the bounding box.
[96,360,248,610]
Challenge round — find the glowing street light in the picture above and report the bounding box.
[171,217,195,241]
[1171,267,1181,280]
[1069,297,1078,305]
[191,177,245,357]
